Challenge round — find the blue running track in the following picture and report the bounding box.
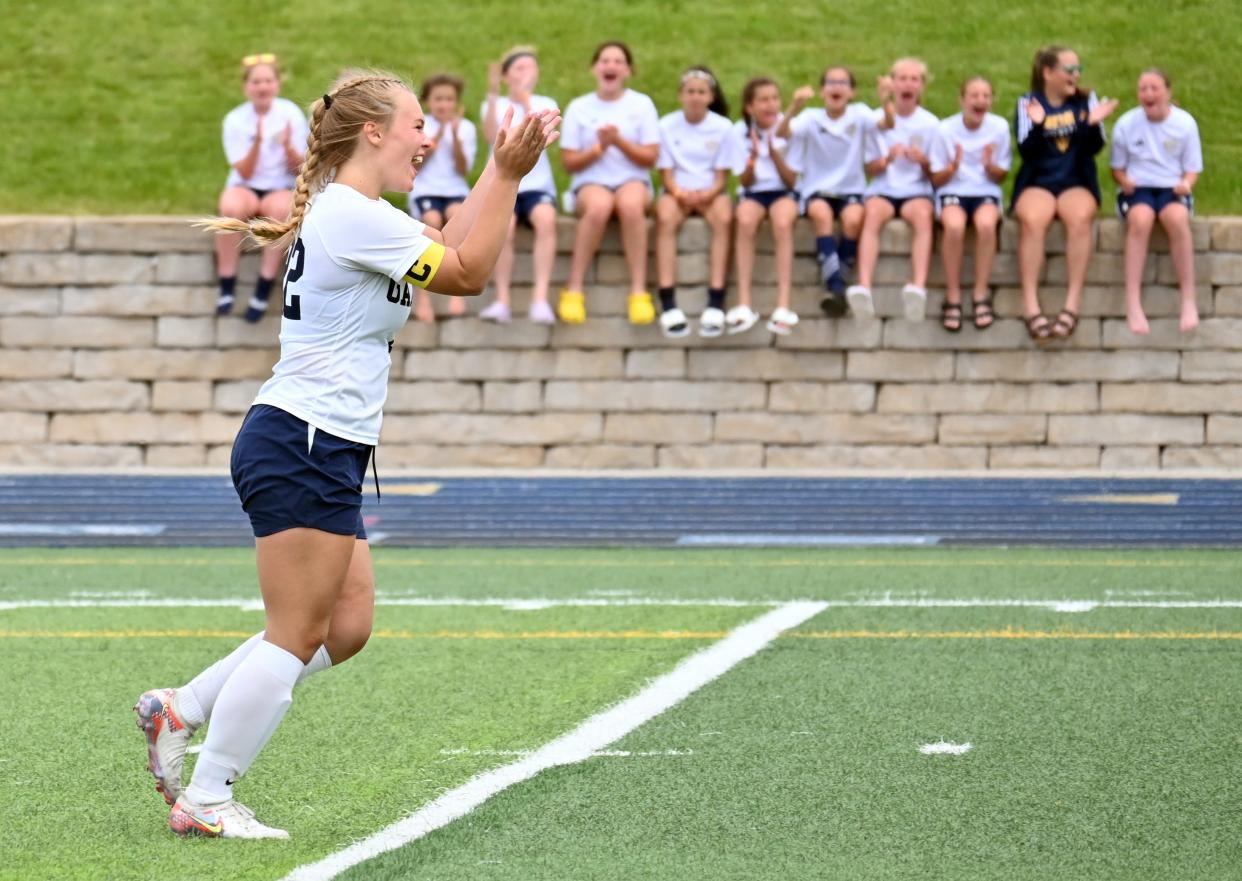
[0,474,1239,547]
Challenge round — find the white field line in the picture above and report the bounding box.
[920,741,973,756]
[438,748,693,758]
[280,601,827,881]
[5,595,1242,613]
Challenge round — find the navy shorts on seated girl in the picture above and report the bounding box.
[231,404,372,539]
[1116,186,1192,218]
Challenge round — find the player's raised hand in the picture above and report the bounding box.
[1026,97,1046,125]
[876,75,894,102]
[487,62,502,95]
[792,85,814,105]
[495,108,560,180]
[1089,97,1119,126]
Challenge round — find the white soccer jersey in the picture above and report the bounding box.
[409,116,477,200]
[222,98,310,191]
[729,118,791,194]
[253,183,446,445]
[657,110,735,191]
[1110,106,1203,188]
[561,89,661,190]
[929,112,1012,199]
[480,94,560,195]
[786,103,881,198]
[865,105,940,198]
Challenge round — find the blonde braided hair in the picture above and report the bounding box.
[197,69,411,251]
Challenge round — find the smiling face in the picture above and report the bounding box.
[1137,71,1171,119]
[593,45,631,96]
[746,83,782,129]
[820,67,856,115]
[1043,50,1081,101]
[891,61,926,113]
[680,76,714,120]
[374,89,430,193]
[425,83,459,123]
[960,78,993,126]
[244,64,280,113]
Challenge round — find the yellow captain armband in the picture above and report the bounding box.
[403,242,445,289]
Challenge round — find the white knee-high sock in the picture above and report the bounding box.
[180,635,332,727]
[185,640,304,806]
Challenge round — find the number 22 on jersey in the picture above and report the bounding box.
[282,238,306,320]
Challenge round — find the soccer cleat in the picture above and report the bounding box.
[169,795,289,840]
[134,688,197,806]
[627,292,656,325]
[557,290,586,324]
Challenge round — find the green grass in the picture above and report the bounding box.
[2,1,1240,215]
[2,546,1241,880]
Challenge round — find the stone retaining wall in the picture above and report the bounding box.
[2,214,1241,470]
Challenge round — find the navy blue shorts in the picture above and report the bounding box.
[740,190,798,211]
[804,192,863,217]
[936,194,1002,222]
[1117,187,1193,219]
[230,405,372,539]
[869,194,932,215]
[515,191,556,227]
[412,195,464,219]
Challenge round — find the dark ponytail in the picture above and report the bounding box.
[741,76,777,128]
[682,65,729,118]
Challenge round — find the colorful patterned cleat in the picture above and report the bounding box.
[134,688,197,806]
[169,795,289,839]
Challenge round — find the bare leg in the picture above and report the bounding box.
[1160,202,1199,332]
[528,203,558,305]
[856,197,895,290]
[1123,203,1155,334]
[566,185,616,291]
[1013,187,1057,319]
[443,202,467,316]
[615,181,652,294]
[1057,187,1098,317]
[940,204,968,304]
[902,198,934,289]
[257,191,294,280]
[733,199,765,308]
[215,187,261,278]
[769,197,799,310]
[492,217,519,308]
[972,203,1000,304]
[655,193,686,289]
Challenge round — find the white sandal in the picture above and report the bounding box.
[659,307,690,338]
[725,305,760,335]
[698,307,725,338]
[766,307,800,335]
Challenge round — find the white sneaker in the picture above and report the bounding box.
[479,301,511,323]
[846,285,875,319]
[725,305,760,335]
[766,307,800,335]
[659,307,690,338]
[134,688,198,806]
[698,307,725,338]
[902,283,928,321]
[170,795,290,839]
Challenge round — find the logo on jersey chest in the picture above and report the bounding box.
[1044,109,1079,153]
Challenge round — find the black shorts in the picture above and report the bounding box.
[1117,187,1193,219]
[412,195,465,218]
[515,191,556,227]
[247,187,272,200]
[231,405,372,539]
[936,194,1001,222]
[868,194,933,215]
[740,190,798,211]
[804,192,863,217]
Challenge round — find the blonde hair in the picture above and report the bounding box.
[890,57,931,83]
[197,68,411,251]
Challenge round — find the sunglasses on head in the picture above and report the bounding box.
[242,53,277,68]
[822,78,852,87]
[1059,64,1084,74]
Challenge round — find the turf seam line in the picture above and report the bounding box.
[279,601,828,881]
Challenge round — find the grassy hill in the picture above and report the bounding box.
[2,0,1239,214]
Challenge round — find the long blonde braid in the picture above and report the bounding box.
[196,69,411,251]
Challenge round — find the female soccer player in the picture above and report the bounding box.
[730,78,799,335]
[1111,68,1203,333]
[1012,45,1117,342]
[847,58,939,322]
[930,76,1012,331]
[408,74,478,322]
[780,66,893,317]
[135,69,558,839]
[214,54,308,322]
[559,41,661,325]
[654,66,734,338]
[479,47,561,325]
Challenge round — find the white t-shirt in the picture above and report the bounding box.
[409,116,477,200]
[929,112,1012,199]
[561,89,660,190]
[729,118,791,194]
[1110,106,1203,188]
[786,103,882,198]
[480,94,559,195]
[254,183,446,445]
[865,105,940,198]
[657,110,735,191]
[222,98,310,191]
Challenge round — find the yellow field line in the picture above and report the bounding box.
[3,628,1241,641]
[0,557,1235,569]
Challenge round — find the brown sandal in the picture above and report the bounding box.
[972,295,996,330]
[941,301,963,333]
[1052,309,1079,339]
[1025,313,1053,344]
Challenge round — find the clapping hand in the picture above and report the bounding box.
[495,107,561,180]
[1088,97,1119,126]
[597,123,620,147]
[981,143,994,168]
[1026,97,1046,125]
